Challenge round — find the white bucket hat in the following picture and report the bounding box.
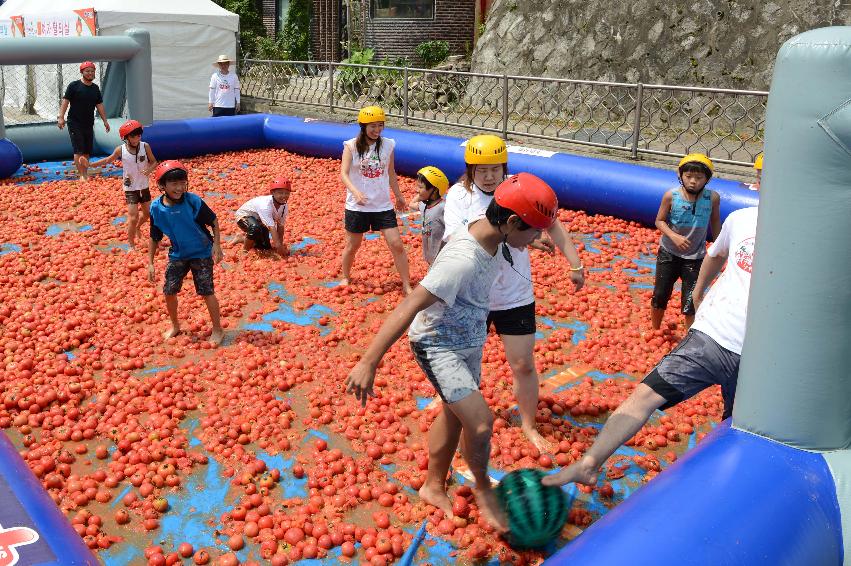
[214,54,233,65]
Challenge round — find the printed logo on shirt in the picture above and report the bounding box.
[359,152,384,179]
[735,237,755,273]
[0,524,39,566]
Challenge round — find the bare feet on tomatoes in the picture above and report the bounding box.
[541,455,598,487]
[473,485,508,534]
[418,482,453,517]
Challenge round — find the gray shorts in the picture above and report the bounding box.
[642,329,740,419]
[410,342,482,404]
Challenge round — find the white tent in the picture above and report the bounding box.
[0,0,239,121]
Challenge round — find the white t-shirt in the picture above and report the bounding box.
[209,71,240,108]
[235,195,288,229]
[408,227,499,350]
[442,181,534,311]
[121,141,151,192]
[691,206,758,354]
[344,137,395,212]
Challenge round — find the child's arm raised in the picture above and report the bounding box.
[346,286,439,406]
[89,146,121,169]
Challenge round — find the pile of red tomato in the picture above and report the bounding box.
[0,148,723,565]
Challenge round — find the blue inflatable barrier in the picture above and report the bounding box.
[543,422,844,565]
[4,113,758,227]
[0,433,97,565]
[0,138,23,179]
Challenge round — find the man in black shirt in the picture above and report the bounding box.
[57,61,110,182]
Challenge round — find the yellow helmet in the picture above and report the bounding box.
[417,166,450,196]
[754,153,763,170]
[678,153,714,175]
[465,134,508,165]
[358,105,386,124]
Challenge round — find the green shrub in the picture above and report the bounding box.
[281,0,311,60]
[415,40,449,68]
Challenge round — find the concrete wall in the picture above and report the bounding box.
[472,0,851,90]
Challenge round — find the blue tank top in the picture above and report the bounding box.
[660,187,713,259]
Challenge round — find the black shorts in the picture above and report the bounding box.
[124,189,152,205]
[642,330,741,419]
[163,257,215,296]
[344,209,398,234]
[651,247,703,315]
[212,107,236,117]
[67,123,94,156]
[237,216,272,249]
[487,302,536,336]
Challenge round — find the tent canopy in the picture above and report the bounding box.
[0,0,239,121]
[0,0,238,32]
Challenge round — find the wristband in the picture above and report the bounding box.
[569,264,584,272]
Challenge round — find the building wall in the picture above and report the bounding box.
[311,0,342,61]
[261,0,277,35]
[360,0,475,64]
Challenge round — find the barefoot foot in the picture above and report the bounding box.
[418,483,453,517]
[541,456,598,487]
[339,278,351,286]
[209,327,224,347]
[522,426,554,454]
[473,486,508,534]
[402,283,413,296]
[162,326,181,340]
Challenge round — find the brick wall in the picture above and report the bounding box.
[261,0,277,35]
[312,0,342,61]
[360,1,475,63]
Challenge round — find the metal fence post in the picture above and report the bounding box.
[403,65,409,126]
[56,64,63,104]
[502,73,509,138]
[630,83,644,160]
[328,62,335,112]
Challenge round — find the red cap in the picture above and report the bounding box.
[269,177,292,193]
[152,160,187,186]
[493,173,558,230]
[79,61,95,72]
[119,119,143,139]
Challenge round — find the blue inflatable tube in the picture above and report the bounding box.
[0,433,97,564]
[5,113,758,226]
[544,422,844,565]
[0,138,23,178]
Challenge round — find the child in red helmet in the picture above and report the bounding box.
[346,173,558,533]
[147,160,224,346]
[234,177,292,256]
[91,119,157,248]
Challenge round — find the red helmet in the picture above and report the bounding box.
[79,61,95,72]
[494,173,558,230]
[119,119,143,139]
[269,177,292,193]
[152,160,188,186]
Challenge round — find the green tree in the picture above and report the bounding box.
[212,0,267,55]
[280,0,311,60]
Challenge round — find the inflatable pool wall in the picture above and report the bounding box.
[545,26,850,566]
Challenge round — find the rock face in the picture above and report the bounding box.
[472,0,850,90]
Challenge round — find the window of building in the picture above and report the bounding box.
[371,0,434,19]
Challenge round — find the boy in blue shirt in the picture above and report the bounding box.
[147,161,224,345]
[651,153,721,330]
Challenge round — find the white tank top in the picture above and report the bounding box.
[121,142,151,192]
[343,137,395,212]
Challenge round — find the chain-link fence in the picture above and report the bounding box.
[241,59,768,166]
[1,62,108,126]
